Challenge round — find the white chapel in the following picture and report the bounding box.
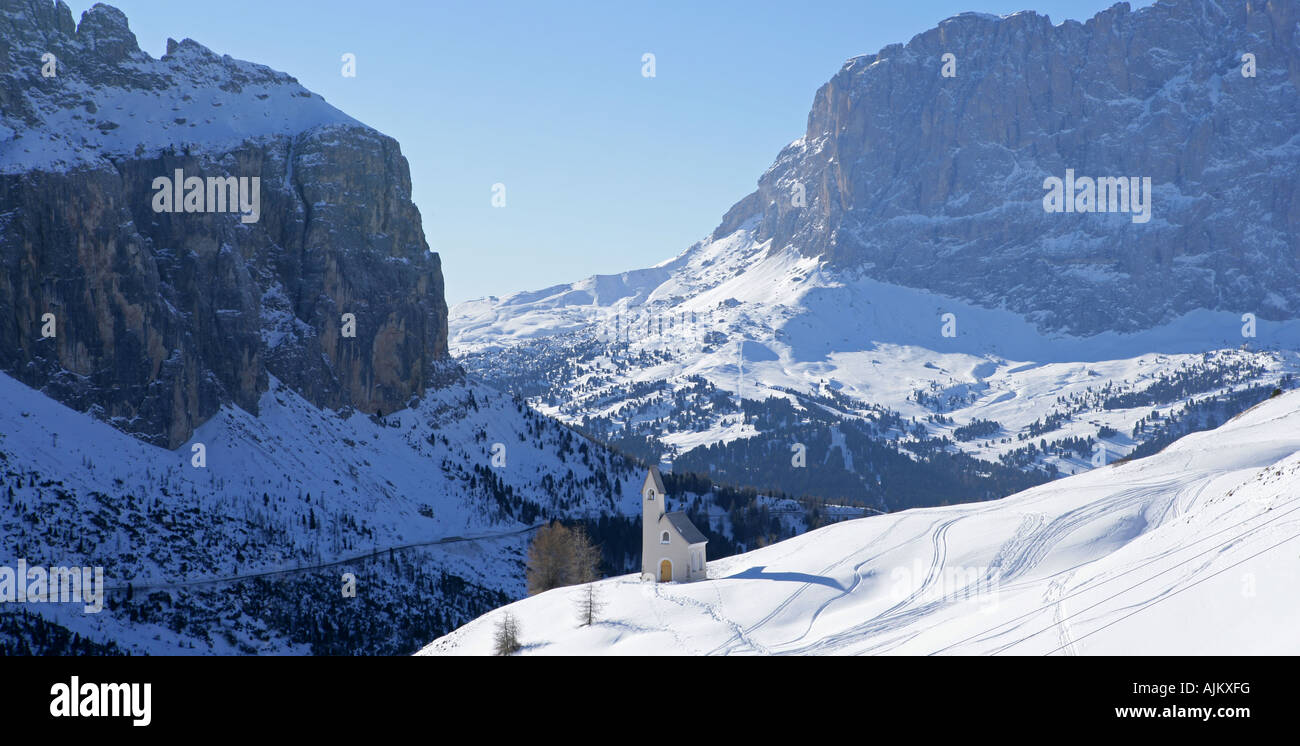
[640,467,708,582]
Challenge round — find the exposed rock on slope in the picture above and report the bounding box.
[0,0,447,447]
[723,0,1300,334]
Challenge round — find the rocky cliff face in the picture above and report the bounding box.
[720,0,1300,335]
[0,1,448,447]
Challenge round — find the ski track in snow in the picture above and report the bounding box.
[424,390,1300,656]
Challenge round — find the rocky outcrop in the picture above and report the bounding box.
[722,0,1300,335]
[0,1,448,447]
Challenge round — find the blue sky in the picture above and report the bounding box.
[69,0,1151,305]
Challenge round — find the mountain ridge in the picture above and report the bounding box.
[450,0,1300,509]
[729,0,1300,335]
[471,0,1300,339]
[1,0,447,448]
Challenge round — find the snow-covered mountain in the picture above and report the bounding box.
[0,1,363,174]
[422,387,1300,656]
[5,0,1298,657]
[453,224,1299,510]
[451,0,1300,509]
[2,0,446,449]
[719,0,1300,336]
[0,1,661,655]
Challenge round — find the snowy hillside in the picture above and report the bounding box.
[422,389,1300,655]
[452,228,1300,509]
[453,227,1300,362]
[0,366,646,654]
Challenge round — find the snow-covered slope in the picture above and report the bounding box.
[0,366,644,654]
[454,229,1300,362]
[452,225,1300,506]
[422,389,1300,655]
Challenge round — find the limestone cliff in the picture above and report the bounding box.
[0,1,448,447]
[721,0,1300,335]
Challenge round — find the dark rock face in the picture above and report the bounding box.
[720,0,1300,335]
[0,1,448,447]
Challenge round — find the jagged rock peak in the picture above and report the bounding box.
[715,0,1300,335]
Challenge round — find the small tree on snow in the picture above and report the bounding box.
[575,582,604,627]
[493,612,521,656]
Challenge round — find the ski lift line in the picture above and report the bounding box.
[41,523,549,599]
[982,500,1300,655]
[1042,528,1300,656]
[930,495,1300,656]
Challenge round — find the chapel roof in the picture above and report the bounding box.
[666,511,707,545]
